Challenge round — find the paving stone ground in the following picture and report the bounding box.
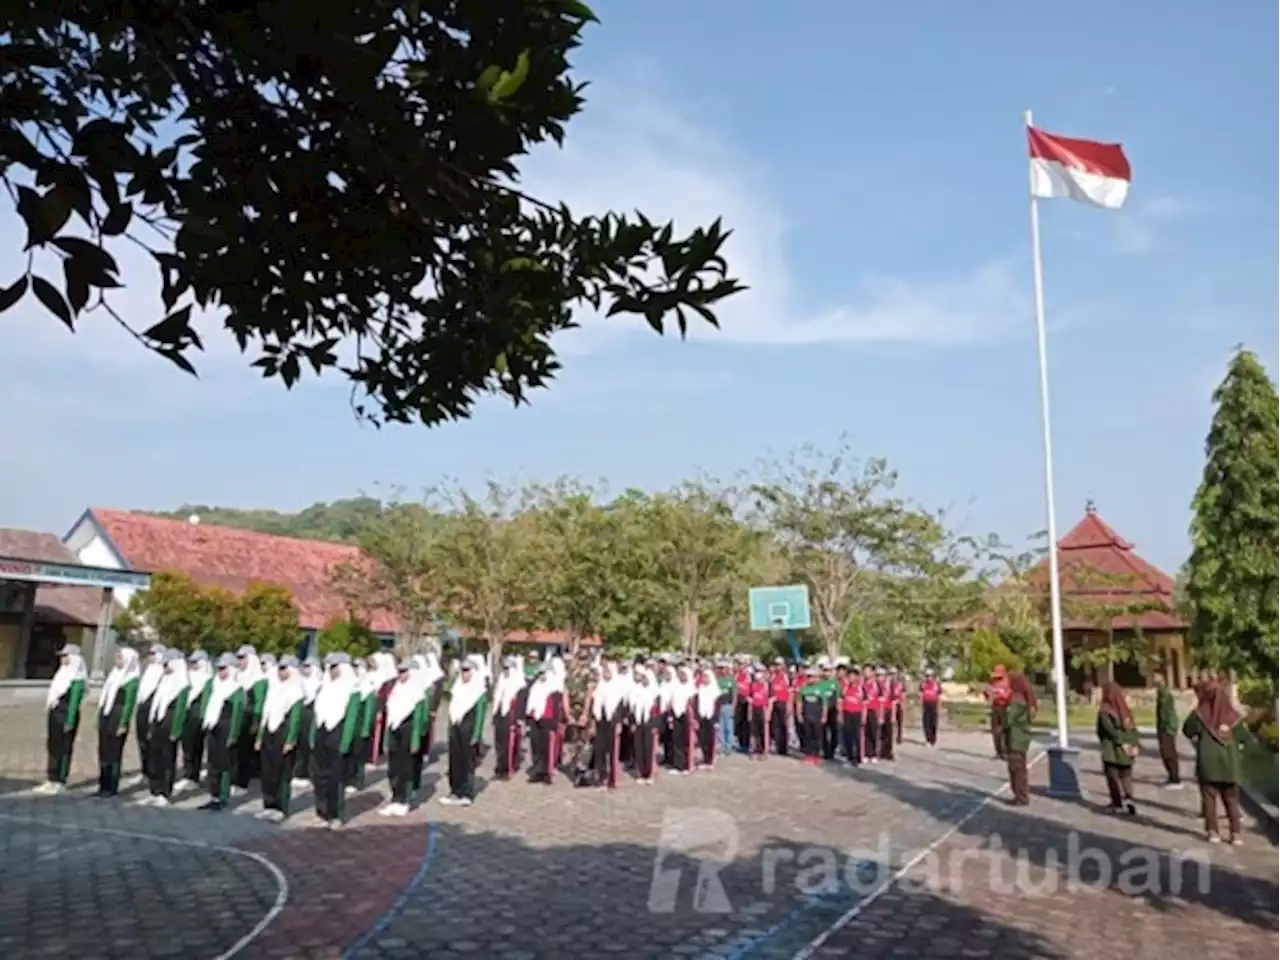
[1,704,1275,959]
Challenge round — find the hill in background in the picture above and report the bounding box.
[147,497,383,543]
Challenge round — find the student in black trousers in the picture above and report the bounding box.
[96,647,140,798]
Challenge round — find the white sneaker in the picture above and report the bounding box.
[291,778,309,789]
[135,795,156,807]
[173,778,191,791]
[230,786,247,797]
[455,796,473,807]
[152,796,169,808]
[47,782,63,796]
[266,809,286,824]
[327,819,344,831]
[344,785,357,796]
[377,803,396,817]
[1163,781,1184,791]
[438,794,458,806]
[390,803,408,817]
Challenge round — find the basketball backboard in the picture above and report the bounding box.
[747,584,812,631]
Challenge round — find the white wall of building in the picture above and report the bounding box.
[63,514,140,611]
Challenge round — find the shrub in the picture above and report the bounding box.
[958,629,1024,684]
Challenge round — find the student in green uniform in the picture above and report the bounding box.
[233,645,268,792]
[1096,681,1141,815]
[96,646,140,798]
[1182,679,1248,845]
[200,653,246,811]
[797,666,831,765]
[821,662,842,760]
[346,658,378,793]
[381,659,428,816]
[179,650,213,790]
[1152,668,1182,789]
[258,655,305,823]
[1002,671,1037,805]
[440,658,489,806]
[311,653,363,829]
[143,650,191,807]
[37,643,88,796]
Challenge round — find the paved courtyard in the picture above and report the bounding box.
[0,704,1275,960]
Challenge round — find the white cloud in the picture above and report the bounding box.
[522,85,1026,351]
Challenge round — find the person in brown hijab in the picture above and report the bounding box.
[1096,681,1141,815]
[1182,681,1248,844]
[984,665,1012,760]
[1002,672,1037,805]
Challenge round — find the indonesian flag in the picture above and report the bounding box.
[1028,127,1131,210]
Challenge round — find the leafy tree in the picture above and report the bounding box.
[0,1,742,424]
[978,534,1052,672]
[225,582,302,657]
[1186,347,1280,688]
[751,444,962,662]
[431,482,538,672]
[959,629,1023,684]
[1061,565,1165,685]
[316,617,382,659]
[151,498,387,542]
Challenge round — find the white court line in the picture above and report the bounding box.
[0,811,288,960]
[791,750,1048,960]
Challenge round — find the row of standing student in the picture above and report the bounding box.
[986,665,1254,845]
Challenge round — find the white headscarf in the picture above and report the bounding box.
[187,656,213,700]
[300,663,322,704]
[385,669,423,731]
[237,651,263,691]
[695,668,721,719]
[315,663,356,730]
[493,660,526,716]
[524,671,552,720]
[46,651,88,708]
[137,646,165,703]
[150,658,190,722]
[420,651,444,689]
[263,666,303,733]
[448,667,486,724]
[593,664,625,720]
[203,669,239,729]
[466,653,490,686]
[629,668,660,717]
[664,668,694,717]
[547,656,566,695]
[100,647,140,716]
[371,651,398,687]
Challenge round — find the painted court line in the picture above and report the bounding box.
[341,821,441,959]
[789,750,1048,960]
[0,811,288,960]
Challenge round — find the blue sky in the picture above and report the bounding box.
[1,1,1276,574]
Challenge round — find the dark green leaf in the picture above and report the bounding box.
[52,237,120,280]
[0,275,28,313]
[64,256,91,314]
[31,275,73,329]
[100,203,132,236]
[489,51,532,103]
[143,304,194,346]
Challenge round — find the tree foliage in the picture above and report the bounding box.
[1186,347,1280,687]
[0,0,743,424]
[115,571,300,655]
[316,616,381,658]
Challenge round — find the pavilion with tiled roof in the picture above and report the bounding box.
[1026,502,1190,690]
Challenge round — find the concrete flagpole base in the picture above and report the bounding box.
[1045,745,1083,799]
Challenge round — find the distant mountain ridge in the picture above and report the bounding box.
[146,497,384,544]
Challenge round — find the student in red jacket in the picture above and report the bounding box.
[838,663,863,765]
[733,659,752,753]
[890,669,907,745]
[767,660,792,757]
[984,665,1012,760]
[860,666,881,763]
[876,668,896,761]
[747,664,772,760]
[919,669,942,746]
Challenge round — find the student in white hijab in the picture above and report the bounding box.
[96,646,140,798]
[292,657,321,790]
[142,649,190,807]
[367,650,398,766]
[257,655,305,823]
[492,655,527,780]
[522,663,556,785]
[36,643,88,795]
[233,645,267,793]
[177,650,213,790]
[590,659,627,789]
[630,666,663,784]
[345,658,379,794]
[440,659,489,806]
[312,654,361,830]
[666,661,696,775]
[410,651,445,793]
[694,663,723,770]
[380,659,427,817]
[134,643,166,784]
[200,653,246,812]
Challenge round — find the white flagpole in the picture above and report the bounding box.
[1025,109,1071,753]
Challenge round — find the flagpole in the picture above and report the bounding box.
[1025,110,1074,770]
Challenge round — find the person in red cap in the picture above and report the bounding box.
[983,665,1012,760]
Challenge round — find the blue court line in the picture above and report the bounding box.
[341,822,440,959]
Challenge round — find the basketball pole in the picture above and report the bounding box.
[1026,109,1081,797]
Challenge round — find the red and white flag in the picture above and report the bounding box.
[1028,127,1131,210]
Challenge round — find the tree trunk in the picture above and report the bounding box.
[1105,632,1115,683]
[682,607,700,658]
[487,635,503,679]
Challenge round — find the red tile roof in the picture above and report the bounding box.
[1026,506,1186,631]
[89,509,599,645]
[91,509,399,632]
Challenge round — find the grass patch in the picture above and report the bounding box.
[944,700,1155,731]
[1241,737,1279,806]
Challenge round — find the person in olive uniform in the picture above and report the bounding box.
[1182,679,1248,844]
[1152,668,1182,789]
[797,667,831,764]
[1002,671,1037,805]
[1096,681,1141,815]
